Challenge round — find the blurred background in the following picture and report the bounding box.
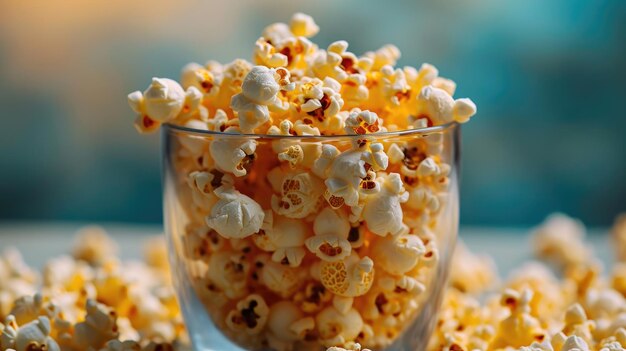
[0,0,624,227]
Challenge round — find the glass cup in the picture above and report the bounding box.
[162,122,460,351]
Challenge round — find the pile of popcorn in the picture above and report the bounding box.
[0,226,185,351]
[127,13,476,350]
[2,213,626,351]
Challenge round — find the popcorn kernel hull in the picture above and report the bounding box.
[162,123,460,351]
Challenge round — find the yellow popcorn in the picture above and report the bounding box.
[320,252,374,298]
[532,213,593,271]
[290,13,320,38]
[266,301,307,343]
[449,239,499,294]
[490,289,546,349]
[372,233,425,276]
[72,225,118,266]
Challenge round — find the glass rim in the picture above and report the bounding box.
[163,121,458,140]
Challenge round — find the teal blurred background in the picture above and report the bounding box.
[0,0,624,226]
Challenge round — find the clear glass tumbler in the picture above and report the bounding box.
[162,122,460,351]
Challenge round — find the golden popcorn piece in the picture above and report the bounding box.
[320,253,374,298]
[72,299,119,350]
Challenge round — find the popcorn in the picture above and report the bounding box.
[415,85,477,126]
[0,315,60,351]
[230,66,293,133]
[205,185,264,239]
[72,225,118,266]
[208,134,257,177]
[362,173,409,236]
[125,12,483,351]
[305,207,352,262]
[371,233,425,276]
[320,253,374,297]
[72,299,119,350]
[225,294,269,335]
[254,211,308,267]
[205,251,249,299]
[267,301,308,342]
[316,306,364,347]
[128,78,203,133]
[270,171,324,219]
[290,13,319,38]
[531,213,593,270]
[258,258,306,298]
[296,77,345,133]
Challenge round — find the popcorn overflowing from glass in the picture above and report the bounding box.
[127,13,476,351]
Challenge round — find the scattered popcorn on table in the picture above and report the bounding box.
[1,213,626,350]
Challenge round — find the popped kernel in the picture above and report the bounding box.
[316,306,364,347]
[320,253,374,298]
[0,315,60,351]
[72,299,119,350]
[209,137,257,177]
[415,85,477,126]
[230,66,293,133]
[531,213,593,271]
[205,185,264,239]
[128,78,203,133]
[254,211,308,267]
[225,294,269,335]
[362,172,409,236]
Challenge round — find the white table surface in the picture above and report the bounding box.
[0,222,613,276]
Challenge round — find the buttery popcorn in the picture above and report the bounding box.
[128,12,479,351]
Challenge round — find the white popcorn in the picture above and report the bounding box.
[254,211,309,267]
[362,173,409,236]
[267,301,307,342]
[225,294,269,335]
[271,172,324,219]
[585,289,625,320]
[415,85,477,125]
[305,207,352,262]
[316,147,387,209]
[316,306,363,347]
[258,259,306,298]
[320,253,374,297]
[254,37,289,68]
[372,234,425,276]
[205,185,264,239]
[209,137,257,177]
[72,299,119,350]
[230,66,292,133]
[1,315,60,351]
[128,77,203,133]
[561,335,590,351]
[206,251,249,299]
